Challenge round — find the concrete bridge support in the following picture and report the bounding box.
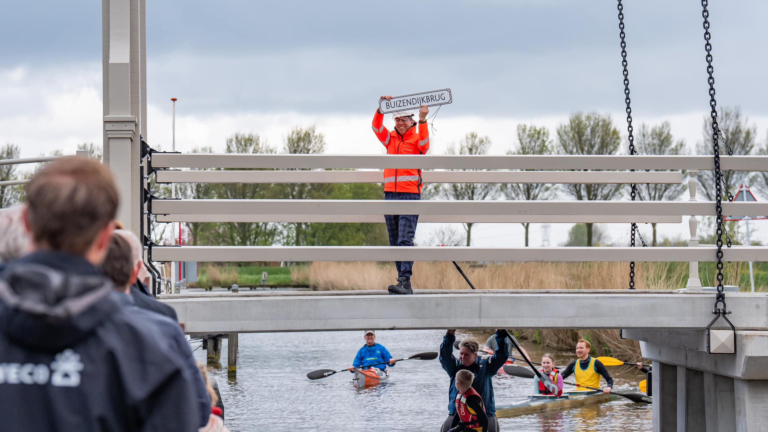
[624,329,768,432]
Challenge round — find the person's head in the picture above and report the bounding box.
[114,229,147,286]
[0,205,32,263]
[459,339,479,367]
[455,369,475,394]
[102,234,136,293]
[576,339,591,360]
[541,353,556,374]
[196,362,219,408]
[364,330,376,346]
[392,111,416,135]
[24,157,118,265]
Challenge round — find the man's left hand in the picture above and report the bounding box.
[603,387,612,394]
[390,359,396,365]
[419,105,429,121]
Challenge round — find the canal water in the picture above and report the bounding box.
[193,330,651,431]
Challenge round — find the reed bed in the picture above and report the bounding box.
[292,261,700,291]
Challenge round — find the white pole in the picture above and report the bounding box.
[170,98,177,294]
[745,216,755,293]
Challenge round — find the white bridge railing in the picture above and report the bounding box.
[146,153,768,290]
[0,151,89,187]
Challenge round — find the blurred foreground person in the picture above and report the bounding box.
[113,229,178,320]
[103,233,211,428]
[0,205,32,274]
[0,157,199,431]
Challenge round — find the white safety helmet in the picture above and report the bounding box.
[391,111,415,120]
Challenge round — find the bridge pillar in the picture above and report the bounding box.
[227,333,239,379]
[625,329,768,431]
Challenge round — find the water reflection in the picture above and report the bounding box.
[193,330,651,431]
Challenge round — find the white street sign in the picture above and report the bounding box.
[379,89,453,114]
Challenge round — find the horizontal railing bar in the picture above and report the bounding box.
[0,156,62,166]
[152,199,768,217]
[151,154,767,171]
[152,246,768,263]
[155,170,683,185]
[0,180,28,187]
[156,214,681,224]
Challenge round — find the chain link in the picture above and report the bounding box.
[618,0,638,290]
[702,0,727,313]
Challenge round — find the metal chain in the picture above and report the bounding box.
[702,0,727,313]
[618,0,637,290]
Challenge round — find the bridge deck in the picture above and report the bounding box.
[161,290,768,333]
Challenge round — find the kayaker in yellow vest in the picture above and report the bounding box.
[560,339,613,393]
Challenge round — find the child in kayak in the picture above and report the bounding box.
[348,330,396,372]
[533,353,564,397]
[449,370,488,432]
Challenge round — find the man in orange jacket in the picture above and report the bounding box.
[372,96,430,295]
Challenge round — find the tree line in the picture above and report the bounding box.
[2,107,767,249]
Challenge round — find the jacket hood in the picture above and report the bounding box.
[0,253,118,351]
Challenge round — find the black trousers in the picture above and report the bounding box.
[441,414,499,432]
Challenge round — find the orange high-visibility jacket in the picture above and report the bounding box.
[371,111,430,194]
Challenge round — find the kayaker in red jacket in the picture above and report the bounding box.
[533,353,564,397]
[449,370,488,432]
[372,97,430,295]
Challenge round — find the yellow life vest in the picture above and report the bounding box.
[574,357,601,391]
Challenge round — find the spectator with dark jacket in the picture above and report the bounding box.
[103,233,212,428]
[113,229,178,321]
[0,157,200,431]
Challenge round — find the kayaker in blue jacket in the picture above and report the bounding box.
[440,329,509,432]
[348,330,396,372]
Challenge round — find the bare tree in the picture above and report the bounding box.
[696,107,757,201]
[425,225,466,246]
[0,144,21,208]
[436,132,500,246]
[77,143,103,162]
[276,126,328,246]
[557,113,622,246]
[503,124,555,246]
[214,134,278,246]
[633,122,687,246]
[177,147,215,246]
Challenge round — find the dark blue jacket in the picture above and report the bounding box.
[352,343,394,371]
[440,331,509,416]
[112,292,211,427]
[0,251,200,432]
[130,280,178,322]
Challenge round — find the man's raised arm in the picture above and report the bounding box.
[372,96,392,147]
[417,105,430,154]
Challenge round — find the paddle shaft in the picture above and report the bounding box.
[452,261,476,290]
[501,330,545,381]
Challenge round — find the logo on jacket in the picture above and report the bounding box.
[0,349,83,388]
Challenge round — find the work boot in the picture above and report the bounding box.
[388,277,413,295]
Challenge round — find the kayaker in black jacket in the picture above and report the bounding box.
[440,330,508,432]
[0,157,199,431]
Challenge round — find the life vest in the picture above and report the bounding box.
[538,368,562,396]
[574,357,601,391]
[455,387,485,432]
[371,111,430,194]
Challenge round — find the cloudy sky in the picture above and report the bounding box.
[2,0,767,247]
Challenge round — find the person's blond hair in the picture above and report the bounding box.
[197,362,219,407]
[460,339,479,354]
[456,369,475,388]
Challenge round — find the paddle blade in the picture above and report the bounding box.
[613,390,652,404]
[596,356,626,367]
[409,352,438,361]
[453,340,461,350]
[639,380,647,394]
[503,364,536,379]
[307,369,338,380]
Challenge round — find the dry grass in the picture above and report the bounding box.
[296,261,691,291]
[206,266,238,287]
[514,329,641,360]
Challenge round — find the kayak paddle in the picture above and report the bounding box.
[306,352,438,380]
[639,379,647,394]
[502,364,652,404]
[499,330,560,395]
[597,356,650,368]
